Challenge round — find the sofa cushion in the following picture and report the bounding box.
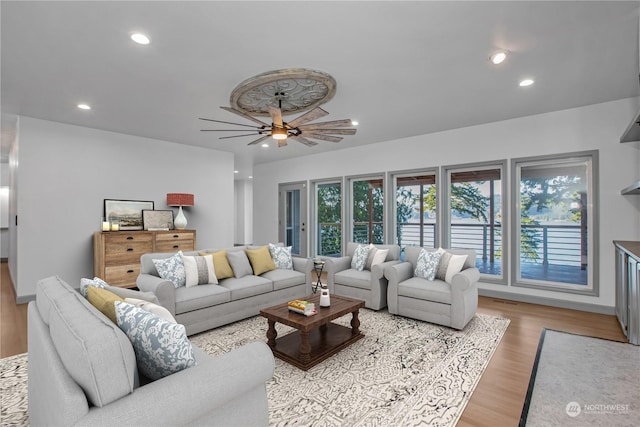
[268,243,293,270]
[79,277,109,297]
[174,284,231,315]
[183,255,218,287]
[124,298,176,323]
[87,286,124,324]
[199,250,234,280]
[398,276,452,305]
[220,275,272,300]
[38,276,137,408]
[435,251,452,281]
[153,251,186,288]
[335,269,372,290]
[245,246,276,276]
[115,302,196,381]
[414,248,443,281]
[351,244,372,272]
[227,250,254,278]
[261,268,306,291]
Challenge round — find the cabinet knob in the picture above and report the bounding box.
[127,269,134,274]
[126,236,134,240]
[126,248,133,252]
[173,245,179,249]
[173,234,179,238]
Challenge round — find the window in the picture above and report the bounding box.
[315,181,342,256]
[444,163,505,281]
[350,176,384,244]
[512,152,597,294]
[394,172,437,252]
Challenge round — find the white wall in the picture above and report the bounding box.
[11,117,234,301]
[254,98,640,310]
[234,179,253,245]
[0,162,9,258]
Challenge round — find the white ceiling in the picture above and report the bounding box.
[2,1,639,179]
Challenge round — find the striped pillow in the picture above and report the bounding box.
[183,255,218,287]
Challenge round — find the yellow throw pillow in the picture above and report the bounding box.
[199,250,234,280]
[245,245,276,276]
[87,286,124,324]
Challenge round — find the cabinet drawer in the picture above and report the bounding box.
[105,263,140,287]
[155,240,195,252]
[105,241,153,263]
[155,232,194,242]
[104,232,153,244]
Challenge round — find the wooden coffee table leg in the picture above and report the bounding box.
[266,319,277,348]
[299,330,311,363]
[351,310,361,335]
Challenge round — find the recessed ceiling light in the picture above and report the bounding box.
[261,143,269,148]
[234,170,239,174]
[248,176,253,179]
[519,78,535,87]
[130,33,150,45]
[351,120,359,126]
[77,103,91,110]
[490,52,507,65]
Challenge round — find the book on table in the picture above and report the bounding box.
[288,299,317,316]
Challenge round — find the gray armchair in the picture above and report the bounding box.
[325,242,401,310]
[385,246,479,330]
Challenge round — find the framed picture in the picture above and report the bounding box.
[104,199,154,231]
[142,209,174,230]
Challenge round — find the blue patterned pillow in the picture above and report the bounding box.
[414,249,443,281]
[153,251,186,288]
[114,301,196,380]
[268,243,293,270]
[79,277,109,298]
[351,244,372,272]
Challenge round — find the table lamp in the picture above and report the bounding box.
[166,193,194,229]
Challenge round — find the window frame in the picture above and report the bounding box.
[442,160,508,285]
[510,151,599,296]
[311,177,344,258]
[346,173,386,244]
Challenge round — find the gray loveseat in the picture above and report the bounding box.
[385,247,480,330]
[28,275,275,426]
[137,245,313,335]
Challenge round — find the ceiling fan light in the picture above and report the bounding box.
[272,127,288,140]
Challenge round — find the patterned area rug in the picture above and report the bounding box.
[0,310,509,426]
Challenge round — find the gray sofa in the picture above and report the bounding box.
[325,243,401,310]
[137,246,313,335]
[385,246,480,330]
[28,275,275,427]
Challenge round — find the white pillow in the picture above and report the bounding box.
[445,254,468,284]
[124,298,176,323]
[182,255,218,287]
[371,248,389,267]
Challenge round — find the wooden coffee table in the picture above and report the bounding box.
[259,294,365,370]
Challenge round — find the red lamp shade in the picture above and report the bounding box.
[166,193,194,207]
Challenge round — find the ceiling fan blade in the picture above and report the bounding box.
[287,107,329,128]
[297,119,354,129]
[220,106,269,126]
[247,135,271,146]
[267,105,283,127]
[303,133,343,143]
[219,133,263,140]
[200,129,263,132]
[291,135,319,147]
[199,117,264,129]
[307,128,357,135]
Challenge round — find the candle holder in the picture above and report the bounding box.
[101,218,111,232]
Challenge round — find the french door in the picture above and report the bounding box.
[278,182,307,257]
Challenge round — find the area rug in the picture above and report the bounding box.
[0,310,509,426]
[520,329,640,427]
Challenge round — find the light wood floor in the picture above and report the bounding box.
[0,262,626,426]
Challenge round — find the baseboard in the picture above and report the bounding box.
[0,257,7,262]
[16,294,35,304]
[478,288,616,315]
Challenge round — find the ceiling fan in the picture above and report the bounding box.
[199,94,357,148]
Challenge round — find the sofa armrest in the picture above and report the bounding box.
[385,262,414,314]
[292,256,313,289]
[77,341,275,426]
[450,267,480,292]
[136,274,177,316]
[324,256,352,291]
[371,260,401,280]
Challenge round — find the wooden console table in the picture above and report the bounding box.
[93,229,196,288]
